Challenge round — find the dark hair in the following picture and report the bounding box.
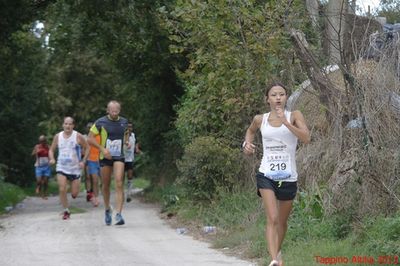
[63,116,75,124]
[264,81,290,97]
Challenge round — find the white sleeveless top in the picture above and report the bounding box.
[56,130,81,176]
[124,133,136,162]
[259,111,298,182]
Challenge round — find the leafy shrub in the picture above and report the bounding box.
[176,136,242,201]
[288,190,353,241]
[297,190,324,219]
[0,164,6,181]
[0,180,26,214]
[160,184,183,211]
[360,213,400,254]
[200,188,260,226]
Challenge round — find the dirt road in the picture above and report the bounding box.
[0,192,254,266]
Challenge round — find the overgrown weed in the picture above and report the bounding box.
[0,180,26,215]
[150,185,400,265]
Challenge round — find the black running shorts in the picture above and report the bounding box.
[256,172,297,200]
[100,158,125,167]
[124,161,134,171]
[56,171,80,181]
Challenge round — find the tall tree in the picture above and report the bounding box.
[44,0,122,131]
[378,0,400,23]
[305,0,320,28]
[0,0,51,185]
[162,1,309,145]
[0,30,48,185]
[325,0,349,64]
[44,0,183,180]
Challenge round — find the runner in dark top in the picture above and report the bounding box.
[88,100,129,225]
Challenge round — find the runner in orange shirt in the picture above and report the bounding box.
[86,122,101,207]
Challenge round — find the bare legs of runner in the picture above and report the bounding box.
[260,189,293,266]
[90,172,100,206]
[57,174,80,220]
[101,161,125,225]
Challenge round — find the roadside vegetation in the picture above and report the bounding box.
[0,180,26,215]
[146,184,400,265]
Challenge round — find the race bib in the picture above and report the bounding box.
[59,152,72,165]
[264,140,292,180]
[38,157,49,166]
[106,139,122,157]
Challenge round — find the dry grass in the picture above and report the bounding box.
[291,41,400,218]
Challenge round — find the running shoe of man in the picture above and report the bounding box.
[86,191,93,202]
[126,190,132,203]
[62,211,71,220]
[126,181,133,203]
[115,213,125,225]
[105,209,112,225]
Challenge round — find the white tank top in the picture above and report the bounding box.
[259,111,298,182]
[56,130,81,176]
[124,133,136,162]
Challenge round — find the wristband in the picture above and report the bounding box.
[241,141,247,151]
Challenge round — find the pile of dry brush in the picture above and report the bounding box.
[293,35,400,218]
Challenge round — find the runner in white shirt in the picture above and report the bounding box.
[243,82,310,266]
[124,122,141,202]
[49,116,89,220]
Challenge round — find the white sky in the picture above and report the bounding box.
[357,0,381,14]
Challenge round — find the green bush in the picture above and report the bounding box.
[0,163,6,181]
[200,188,260,226]
[288,191,353,242]
[0,180,26,214]
[360,213,400,254]
[176,136,242,201]
[160,184,184,211]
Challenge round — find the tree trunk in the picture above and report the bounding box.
[325,0,349,64]
[289,28,341,123]
[305,0,320,28]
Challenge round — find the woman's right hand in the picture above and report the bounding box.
[243,141,256,155]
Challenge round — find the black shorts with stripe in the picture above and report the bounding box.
[256,172,297,201]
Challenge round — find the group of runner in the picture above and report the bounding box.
[32,100,141,224]
[32,82,310,265]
